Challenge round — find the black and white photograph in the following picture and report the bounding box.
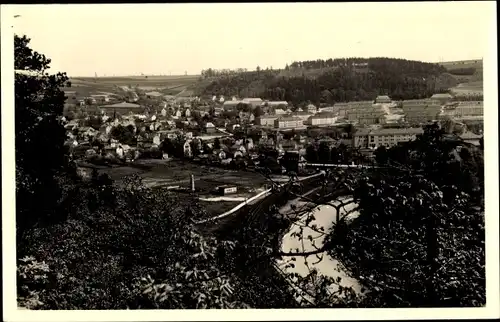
[2,2,498,320]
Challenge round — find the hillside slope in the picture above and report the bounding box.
[439,59,483,83]
[196,58,456,104]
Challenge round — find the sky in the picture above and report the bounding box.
[4,2,495,77]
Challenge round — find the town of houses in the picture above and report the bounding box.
[63,89,484,171]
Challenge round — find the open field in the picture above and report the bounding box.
[92,159,272,217]
[450,80,483,96]
[65,75,200,98]
[97,159,270,194]
[439,59,483,70]
[72,75,199,84]
[438,59,483,84]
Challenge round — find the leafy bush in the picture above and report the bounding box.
[18,175,250,309]
[328,124,485,307]
[17,257,51,309]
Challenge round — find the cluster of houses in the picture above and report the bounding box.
[63,87,483,168]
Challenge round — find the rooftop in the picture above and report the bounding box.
[291,111,312,116]
[266,101,288,105]
[371,127,424,136]
[354,127,424,136]
[460,131,482,140]
[243,98,263,102]
[223,100,243,105]
[311,112,336,118]
[431,93,453,99]
[354,128,372,136]
[146,91,163,97]
[276,116,303,122]
[103,102,142,109]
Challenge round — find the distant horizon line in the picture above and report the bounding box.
[67,57,483,78]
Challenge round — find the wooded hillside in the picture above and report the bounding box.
[197,58,455,105]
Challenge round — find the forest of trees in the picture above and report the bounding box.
[200,58,451,105]
[200,68,250,79]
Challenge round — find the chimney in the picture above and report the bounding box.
[190,174,195,192]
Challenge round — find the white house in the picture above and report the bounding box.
[216,150,227,160]
[183,140,193,158]
[205,122,216,134]
[246,138,255,151]
[153,134,161,147]
[116,146,124,159]
[149,122,161,131]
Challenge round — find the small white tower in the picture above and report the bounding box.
[190,174,195,192]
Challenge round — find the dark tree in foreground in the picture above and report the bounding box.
[374,145,389,165]
[15,35,73,232]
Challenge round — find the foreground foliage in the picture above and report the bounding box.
[329,124,485,307]
[18,175,250,309]
[15,35,73,233]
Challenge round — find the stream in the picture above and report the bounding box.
[276,195,364,303]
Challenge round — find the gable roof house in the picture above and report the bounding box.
[265,100,288,108]
[375,95,392,104]
[205,122,216,134]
